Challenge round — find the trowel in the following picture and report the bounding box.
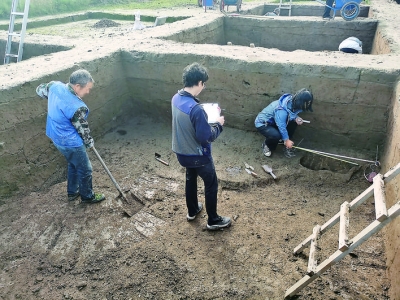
[262,164,277,179]
[245,168,258,177]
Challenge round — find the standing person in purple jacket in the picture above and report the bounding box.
[171,62,231,231]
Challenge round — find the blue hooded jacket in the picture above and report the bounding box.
[254,93,302,141]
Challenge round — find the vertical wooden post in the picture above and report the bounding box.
[338,201,350,251]
[373,174,388,221]
[307,225,321,275]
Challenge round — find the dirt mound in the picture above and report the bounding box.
[92,19,120,28]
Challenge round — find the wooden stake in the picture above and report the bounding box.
[338,201,350,251]
[373,174,388,221]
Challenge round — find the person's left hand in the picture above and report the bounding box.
[86,138,94,149]
[295,117,303,125]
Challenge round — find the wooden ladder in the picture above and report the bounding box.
[278,0,292,16]
[285,162,400,299]
[4,0,31,64]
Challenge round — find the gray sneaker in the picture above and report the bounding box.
[187,203,203,221]
[207,216,232,230]
[283,147,296,158]
[262,143,272,157]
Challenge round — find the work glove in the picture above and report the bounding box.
[36,84,49,99]
[85,138,94,149]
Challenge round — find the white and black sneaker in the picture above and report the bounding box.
[262,142,272,157]
[207,216,232,230]
[187,203,203,221]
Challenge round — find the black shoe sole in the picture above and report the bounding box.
[187,203,203,221]
[81,199,105,204]
[206,222,232,230]
[68,194,80,201]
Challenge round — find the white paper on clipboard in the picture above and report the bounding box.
[201,103,221,124]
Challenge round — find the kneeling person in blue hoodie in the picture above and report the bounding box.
[255,88,314,158]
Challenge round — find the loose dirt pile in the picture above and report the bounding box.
[92,19,120,28]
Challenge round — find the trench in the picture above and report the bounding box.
[0,3,400,299]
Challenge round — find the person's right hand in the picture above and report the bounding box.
[284,139,294,148]
[295,117,303,125]
[216,116,225,126]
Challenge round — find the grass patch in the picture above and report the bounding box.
[0,0,260,20]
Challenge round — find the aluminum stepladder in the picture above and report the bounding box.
[278,0,292,16]
[4,0,31,64]
[285,162,400,299]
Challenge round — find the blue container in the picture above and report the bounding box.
[203,0,213,6]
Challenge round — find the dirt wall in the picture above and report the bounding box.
[371,28,392,55]
[2,44,397,199]
[382,80,400,300]
[121,50,396,151]
[0,41,72,65]
[224,18,377,53]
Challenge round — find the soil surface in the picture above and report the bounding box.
[0,2,397,300]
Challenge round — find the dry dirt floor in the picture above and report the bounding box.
[0,2,396,300]
[0,116,390,300]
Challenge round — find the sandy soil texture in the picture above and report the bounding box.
[1,2,397,299]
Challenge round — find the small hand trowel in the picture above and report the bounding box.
[244,162,258,177]
[262,164,277,179]
[245,168,258,177]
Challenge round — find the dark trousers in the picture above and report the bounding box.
[323,0,335,17]
[54,144,94,199]
[256,121,297,150]
[185,161,219,224]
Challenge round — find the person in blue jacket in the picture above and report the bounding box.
[171,62,231,231]
[322,0,334,19]
[255,88,313,158]
[36,69,105,204]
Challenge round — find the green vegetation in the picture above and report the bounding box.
[0,0,259,20]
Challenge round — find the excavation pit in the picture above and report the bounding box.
[165,16,378,53]
[1,2,400,299]
[0,12,187,64]
[299,151,358,173]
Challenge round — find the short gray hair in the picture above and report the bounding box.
[69,69,94,87]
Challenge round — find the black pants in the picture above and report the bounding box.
[256,121,297,150]
[185,161,219,224]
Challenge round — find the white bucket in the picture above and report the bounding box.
[201,103,221,124]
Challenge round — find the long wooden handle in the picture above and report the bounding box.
[92,146,124,197]
[155,157,169,166]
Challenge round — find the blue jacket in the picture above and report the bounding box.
[171,90,223,167]
[254,93,302,141]
[46,82,89,147]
